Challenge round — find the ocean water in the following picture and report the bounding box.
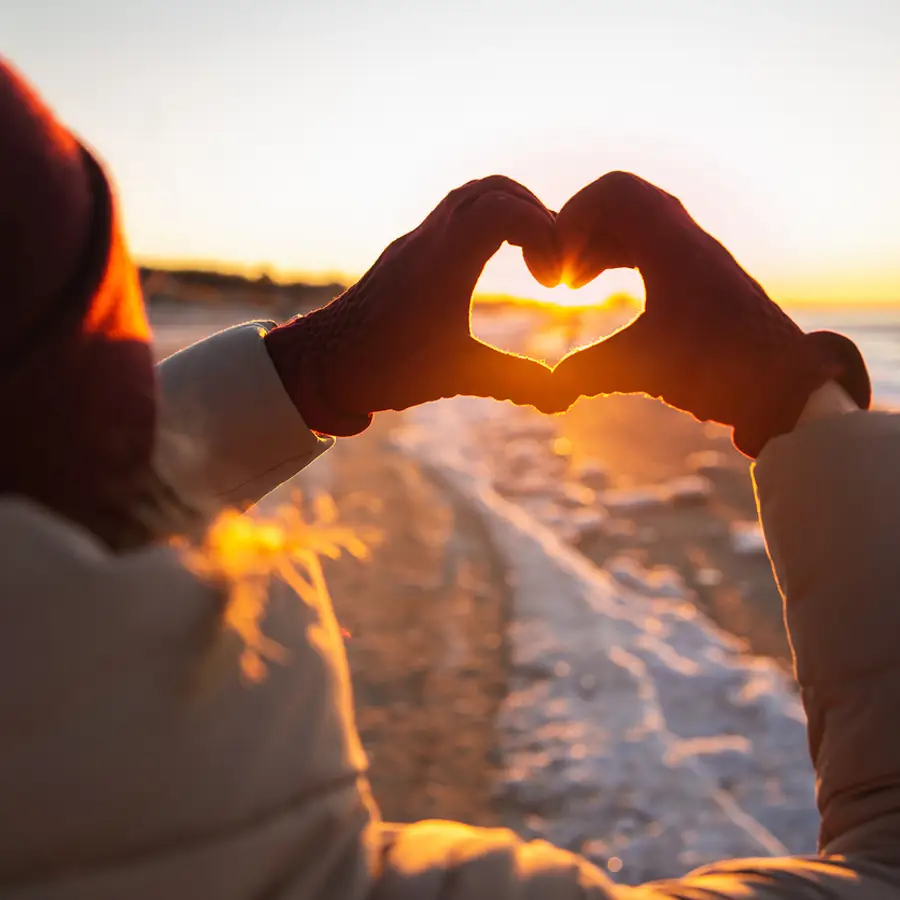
[793,307,900,408]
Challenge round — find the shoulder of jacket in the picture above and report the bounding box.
[0,497,213,610]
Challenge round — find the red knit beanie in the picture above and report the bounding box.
[0,59,156,538]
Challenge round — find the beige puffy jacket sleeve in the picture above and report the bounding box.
[754,409,900,861]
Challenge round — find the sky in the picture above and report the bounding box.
[5,0,900,305]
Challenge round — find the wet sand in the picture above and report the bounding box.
[558,394,790,664]
[327,396,793,825]
[314,416,512,825]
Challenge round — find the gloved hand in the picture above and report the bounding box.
[552,171,871,457]
[266,176,563,436]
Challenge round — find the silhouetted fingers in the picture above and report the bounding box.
[523,213,562,289]
[451,190,561,287]
[553,316,655,399]
[447,174,549,213]
[556,171,694,288]
[457,339,568,412]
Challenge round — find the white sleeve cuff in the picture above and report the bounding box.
[154,321,333,509]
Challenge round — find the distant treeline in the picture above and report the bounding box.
[138,265,347,314]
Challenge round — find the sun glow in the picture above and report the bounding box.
[476,260,644,309]
[475,248,647,311]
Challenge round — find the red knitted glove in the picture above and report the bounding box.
[265,176,563,436]
[553,172,870,457]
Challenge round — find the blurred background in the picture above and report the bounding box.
[6,0,898,882]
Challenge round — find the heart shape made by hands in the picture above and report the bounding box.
[271,171,861,456]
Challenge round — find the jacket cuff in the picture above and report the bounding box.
[154,322,333,509]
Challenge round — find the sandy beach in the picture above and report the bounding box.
[311,415,511,827]
[313,392,793,837]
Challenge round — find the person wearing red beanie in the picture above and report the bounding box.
[0,61,156,546]
[5,55,900,900]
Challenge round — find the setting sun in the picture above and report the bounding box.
[474,244,646,310]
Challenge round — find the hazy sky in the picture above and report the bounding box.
[5,0,900,303]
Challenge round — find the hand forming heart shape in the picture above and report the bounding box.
[552,172,869,455]
[267,175,564,435]
[267,172,869,455]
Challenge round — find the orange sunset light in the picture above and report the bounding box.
[15,3,895,307]
[475,247,646,311]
